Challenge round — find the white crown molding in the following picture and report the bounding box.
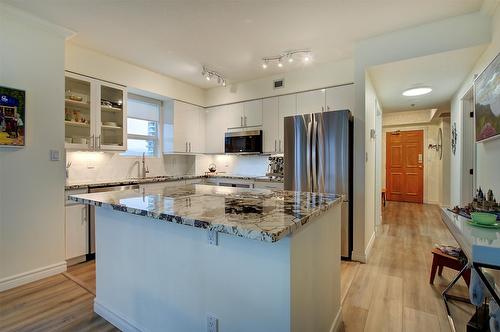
[0,3,76,39]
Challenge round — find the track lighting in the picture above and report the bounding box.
[201,66,226,86]
[261,49,312,69]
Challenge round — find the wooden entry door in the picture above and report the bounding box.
[386,130,424,203]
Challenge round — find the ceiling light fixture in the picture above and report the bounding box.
[202,66,226,86]
[261,49,311,69]
[402,87,432,97]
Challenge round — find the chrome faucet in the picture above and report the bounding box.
[141,152,150,178]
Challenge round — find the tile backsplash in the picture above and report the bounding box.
[66,152,270,183]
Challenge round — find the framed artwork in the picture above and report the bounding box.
[0,86,25,147]
[475,53,500,142]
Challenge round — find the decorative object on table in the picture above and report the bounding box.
[471,212,498,225]
[208,163,217,173]
[475,52,500,142]
[0,86,25,147]
[451,122,458,155]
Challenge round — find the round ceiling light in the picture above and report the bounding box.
[402,87,432,97]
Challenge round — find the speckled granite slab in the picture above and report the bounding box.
[65,174,283,190]
[69,184,341,242]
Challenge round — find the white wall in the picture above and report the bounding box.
[65,43,206,107]
[354,11,491,262]
[0,5,69,285]
[206,59,354,106]
[450,4,500,206]
[363,73,380,255]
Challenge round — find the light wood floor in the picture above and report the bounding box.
[0,202,474,331]
[342,201,474,332]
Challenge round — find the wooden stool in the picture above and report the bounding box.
[381,188,386,207]
[430,248,470,287]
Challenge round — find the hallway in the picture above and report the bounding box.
[342,202,473,331]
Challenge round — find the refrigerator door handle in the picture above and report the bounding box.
[306,118,313,192]
[311,114,318,193]
[316,114,325,193]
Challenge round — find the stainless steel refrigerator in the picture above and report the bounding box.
[284,110,353,259]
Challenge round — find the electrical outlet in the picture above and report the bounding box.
[207,315,218,332]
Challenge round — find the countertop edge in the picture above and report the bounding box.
[66,174,284,190]
[68,194,342,243]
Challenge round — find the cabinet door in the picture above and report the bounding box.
[65,204,88,260]
[278,94,297,153]
[65,73,94,150]
[262,97,279,153]
[205,106,225,153]
[243,99,262,127]
[224,103,244,128]
[296,89,325,115]
[173,101,191,153]
[190,106,206,153]
[97,82,127,151]
[325,84,355,112]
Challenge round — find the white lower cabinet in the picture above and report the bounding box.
[65,203,89,261]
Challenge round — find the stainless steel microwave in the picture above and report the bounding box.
[224,130,263,154]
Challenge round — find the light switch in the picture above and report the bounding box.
[50,149,60,161]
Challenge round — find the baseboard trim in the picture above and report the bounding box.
[330,306,343,332]
[94,299,142,332]
[351,250,366,263]
[0,261,67,292]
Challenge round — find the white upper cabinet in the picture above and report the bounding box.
[242,99,263,127]
[224,103,245,128]
[278,94,297,153]
[205,106,228,154]
[325,84,355,112]
[173,100,205,153]
[296,89,326,115]
[262,97,279,153]
[65,72,127,151]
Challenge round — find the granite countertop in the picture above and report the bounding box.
[65,174,283,190]
[69,184,341,242]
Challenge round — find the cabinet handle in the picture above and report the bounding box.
[241,116,243,127]
[245,116,247,126]
[185,142,188,152]
[189,142,191,152]
[89,135,94,150]
[327,106,330,111]
[321,106,324,112]
[279,140,282,152]
[97,135,101,150]
[274,140,277,152]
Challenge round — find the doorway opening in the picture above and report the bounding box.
[386,129,424,203]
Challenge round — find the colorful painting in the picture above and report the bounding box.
[0,86,25,147]
[475,53,500,142]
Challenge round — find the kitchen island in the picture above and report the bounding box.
[70,184,342,332]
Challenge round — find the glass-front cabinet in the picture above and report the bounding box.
[65,72,127,151]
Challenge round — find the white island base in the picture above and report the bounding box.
[93,206,342,332]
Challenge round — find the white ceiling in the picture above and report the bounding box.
[369,45,487,112]
[3,0,483,88]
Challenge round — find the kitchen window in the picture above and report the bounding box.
[122,94,161,156]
